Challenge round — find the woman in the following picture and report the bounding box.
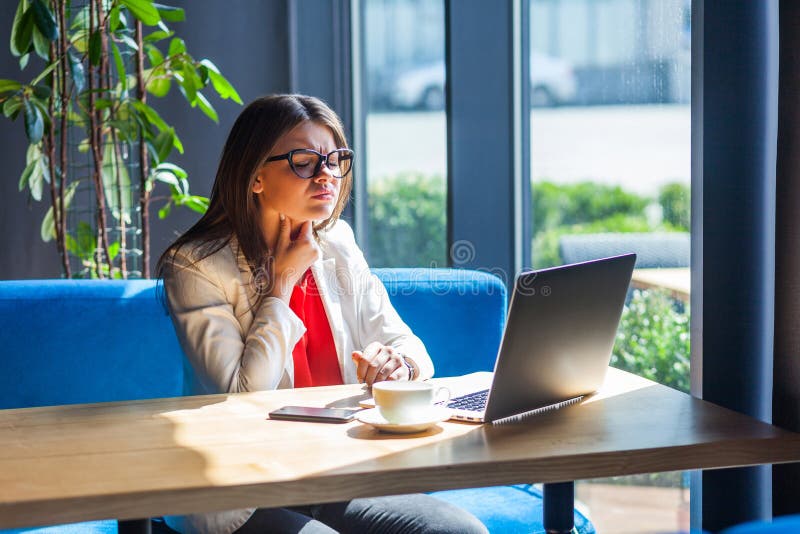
[158,95,487,534]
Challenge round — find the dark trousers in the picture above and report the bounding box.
[235,494,488,534]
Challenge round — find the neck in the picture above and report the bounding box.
[260,210,305,251]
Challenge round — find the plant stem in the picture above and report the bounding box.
[100,0,127,277]
[110,126,127,278]
[47,39,68,278]
[88,0,111,278]
[135,20,150,278]
[57,0,70,277]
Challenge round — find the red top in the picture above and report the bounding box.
[288,269,344,388]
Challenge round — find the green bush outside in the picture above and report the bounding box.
[532,181,650,230]
[659,182,691,231]
[531,181,690,268]
[613,289,691,393]
[367,173,446,267]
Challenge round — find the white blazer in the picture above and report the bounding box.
[162,219,433,534]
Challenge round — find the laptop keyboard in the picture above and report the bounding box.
[445,389,490,412]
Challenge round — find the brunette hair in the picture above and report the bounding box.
[156,94,352,277]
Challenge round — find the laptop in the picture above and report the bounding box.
[441,253,636,423]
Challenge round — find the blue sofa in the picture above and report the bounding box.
[0,269,594,534]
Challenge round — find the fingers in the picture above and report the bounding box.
[387,367,407,381]
[352,342,381,384]
[358,344,404,387]
[351,351,365,383]
[276,213,290,251]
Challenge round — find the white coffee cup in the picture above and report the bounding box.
[372,381,450,424]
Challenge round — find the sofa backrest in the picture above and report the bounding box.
[0,280,184,409]
[0,269,507,409]
[374,269,507,377]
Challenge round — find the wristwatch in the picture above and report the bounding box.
[401,356,416,381]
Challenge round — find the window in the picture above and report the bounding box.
[359,0,447,268]
[529,0,692,531]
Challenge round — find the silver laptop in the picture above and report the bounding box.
[443,253,636,423]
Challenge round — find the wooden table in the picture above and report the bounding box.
[2,369,799,532]
[631,267,691,301]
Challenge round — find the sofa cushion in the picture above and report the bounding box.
[0,520,117,534]
[430,484,595,534]
[722,514,800,534]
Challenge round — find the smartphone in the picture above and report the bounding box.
[268,405,361,423]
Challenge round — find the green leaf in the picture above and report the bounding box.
[19,53,30,70]
[31,84,50,99]
[31,26,50,59]
[178,195,210,214]
[26,142,40,165]
[131,100,169,132]
[145,44,164,66]
[101,141,133,224]
[143,29,173,43]
[108,241,120,261]
[23,98,43,143]
[68,50,86,92]
[19,159,37,193]
[154,3,185,22]
[120,34,138,51]
[201,60,242,105]
[0,79,22,96]
[121,0,161,26]
[167,37,185,57]
[41,181,78,243]
[152,129,173,162]
[88,30,101,66]
[3,95,24,119]
[29,96,50,132]
[111,42,127,92]
[109,119,137,143]
[64,233,78,254]
[12,9,34,58]
[172,130,184,153]
[29,59,58,86]
[28,156,44,200]
[155,161,187,178]
[30,0,58,41]
[149,167,178,191]
[158,201,171,219]
[194,91,218,122]
[94,98,113,109]
[180,63,200,102]
[71,29,88,53]
[10,2,30,57]
[146,67,171,97]
[76,220,96,258]
[109,5,122,32]
[70,6,89,31]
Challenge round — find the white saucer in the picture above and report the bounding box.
[356,407,452,434]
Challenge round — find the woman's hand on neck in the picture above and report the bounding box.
[262,209,309,253]
[260,210,320,303]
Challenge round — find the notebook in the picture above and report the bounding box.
[433,253,636,423]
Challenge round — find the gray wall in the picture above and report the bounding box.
[0,1,58,278]
[0,0,291,279]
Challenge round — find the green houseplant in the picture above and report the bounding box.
[0,0,239,278]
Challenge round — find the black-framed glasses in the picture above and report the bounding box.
[266,148,354,179]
